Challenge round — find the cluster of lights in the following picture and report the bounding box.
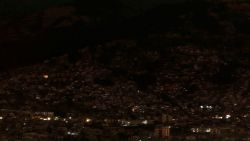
[213,114,231,119]
[200,105,213,109]
[213,115,223,119]
[121,120,131,127]
[191,128,211,133]
[63,118,69,123]
[38,116,73,122]
[39,117,51,121]
[225,114,231,119]
[119,119,152,127]
[67,131,79,136]
[36,116,61,121]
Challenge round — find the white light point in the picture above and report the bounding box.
[206,128,211,133]
[86,118,92,123]
[225,114,231,119]
[142,120,148,125]
[43,74,49,79]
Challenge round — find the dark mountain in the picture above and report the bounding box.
[0,0,248,70]
[30,0,228,53]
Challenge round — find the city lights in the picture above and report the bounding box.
[200,105,213,110]
[0,0,249,140]
[142,120,148,125]
[213,115,223,119]
[67,131,79,136]
[85,118,92,123]
[225,114,231,119]
[43,74,49,79]
[54,117,59,120]
[206,128,211,133]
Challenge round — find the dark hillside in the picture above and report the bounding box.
[0,0,240,70]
